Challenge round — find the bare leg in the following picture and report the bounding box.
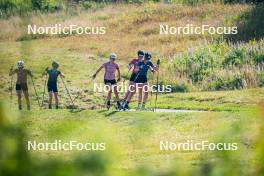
[113,86,120,102]
[54,92,59,109]
[48,92,53,109]
[106,84,112,109]
[23,90,30,110]
[107,89,112,102]
[114,85,121,109]
[142,83,149,104]
[138,84,143,105]
[124,81,133,100]
[126,83,136,102]
[17,90,22,110]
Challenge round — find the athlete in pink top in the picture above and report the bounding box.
[92,53,121,110]
[102,61,120,80]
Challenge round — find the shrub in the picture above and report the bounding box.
[222,49,247,67]
[170,83,190,92]
[207,74,244,90]
[80,0,93,10]
[254,53,264,64]
[257,72,264,87]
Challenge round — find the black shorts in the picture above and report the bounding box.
[47,82,58,92]
[129,72,137,82]
[104,79,117,85]
[135,75,147,83]
[16,83,28,91]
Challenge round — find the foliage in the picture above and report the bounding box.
[165,40,264,91]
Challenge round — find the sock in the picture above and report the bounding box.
[107,101,110,106]
[117,101,120,106]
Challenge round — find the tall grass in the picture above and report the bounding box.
[163,40,264,91]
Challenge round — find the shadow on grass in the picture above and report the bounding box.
[69,108,85,113]
[98,109,108,113]
[225,4,264,42]
[104,110,119,117]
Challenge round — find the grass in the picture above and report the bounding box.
[0,3,263,92]
[0,2,264,175]
[1,96,260,175]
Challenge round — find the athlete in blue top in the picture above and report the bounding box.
[43,61,65,109]
[123,52,158,110]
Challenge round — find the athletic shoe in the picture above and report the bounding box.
[123,103,129,110]
[141,104,147,111]
[106,101,110,110]
[136,104,142,111]
[116,101,121,110]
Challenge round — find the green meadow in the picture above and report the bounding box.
[0,2,264,176]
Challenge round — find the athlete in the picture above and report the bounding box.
[123,50,145,102]
[43,61,64,109]
[92,53,121,110]
[9,60,33,110]
[123,52,158,110]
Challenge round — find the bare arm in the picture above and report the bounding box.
[95,65,104,75]
[117,68,121,81]
[27,69,33,77]
[127,60,134,70]
[92,65,104,79]
[9,67,15,76]
[42,67,49,76]
[153,64,159,72]
[149,63,158,72]
[60,72,65,78]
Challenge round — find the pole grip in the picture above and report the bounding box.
[157,59,160,65]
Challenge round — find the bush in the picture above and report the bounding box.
[257,72,264,87]
[254,53,264,64]
[222,49,247,67]
[80,0,93,10]
[163,41,264,91]
[208,75,244,90]
[0,0,63,18]
[170,83,190,92]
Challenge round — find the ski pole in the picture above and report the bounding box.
[133,68,143,82]
[9,66,14,108]
[123,66,132,81]
[149,72,154,109]
[30,76,41,107]
[41,74,48,107]
[60,76,75,107]
[154,59,161,112]
[72,77,93,102]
